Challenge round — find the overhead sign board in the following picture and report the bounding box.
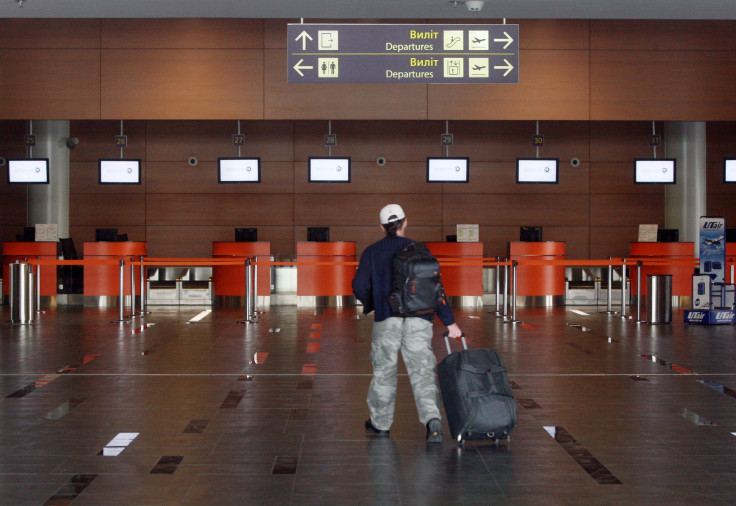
[287,23,518,84]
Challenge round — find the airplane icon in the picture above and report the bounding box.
[704,236,723,246]
[472,64,486,71]
[472,37,486,44]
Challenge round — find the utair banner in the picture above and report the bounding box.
[699,216,726,283]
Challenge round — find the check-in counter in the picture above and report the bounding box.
[425,242,483,307]
[509,241,566,307]
[212,241,271,306]
[296,241,356,306]
[3,241,59,306]
[629,242,694,300]
[83,241,147,306]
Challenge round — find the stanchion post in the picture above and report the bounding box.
[139,255,148,316]
[503,259,509,319]
[35,258,41,313]
[620,259,629,319]
[128,257,136,318]
[635,260,641,320]
[113,259,131,324]
[494,256,502,317]
[238,258,253,324]
[507,260,524,325]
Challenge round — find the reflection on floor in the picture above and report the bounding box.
[2,304,736,504]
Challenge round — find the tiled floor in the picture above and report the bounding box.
[2,303,736,504]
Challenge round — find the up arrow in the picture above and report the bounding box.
[493,31,514,50]
[494,59,514,77]
[295,31,313,51]
[293,58,314,77]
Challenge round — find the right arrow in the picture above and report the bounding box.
[494,59,514,77]
[493,32,514,50]
[293,59,314,77]
[295,31,313,50]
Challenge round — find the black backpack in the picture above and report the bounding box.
[388,242,446,316]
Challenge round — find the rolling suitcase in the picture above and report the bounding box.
[438,333,517,446]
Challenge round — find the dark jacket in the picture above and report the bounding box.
[352,235,455,325]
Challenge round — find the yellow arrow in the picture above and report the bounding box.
[295,31,313,51]
[293,59,314,77]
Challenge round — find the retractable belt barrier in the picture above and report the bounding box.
[16,255,727,325]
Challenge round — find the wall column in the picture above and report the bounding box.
[28,120,70,238]
[664,121,706,257]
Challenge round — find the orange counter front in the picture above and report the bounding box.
[212,242,270,297]
[509,242,566,300]
[83,242,147,296]
[425,242,483,296]
[2,241,58,296]
[296,242,356,296]
[728,244,736,283]
[629,242,694,296]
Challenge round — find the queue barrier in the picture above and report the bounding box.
[17,255,726,326]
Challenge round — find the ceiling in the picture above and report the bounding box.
[2,0,736,20]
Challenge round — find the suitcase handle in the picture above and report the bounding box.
[443,331,467,354]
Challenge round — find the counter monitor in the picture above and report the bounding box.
[309,157,351,183]
[634,158,676,184]
[427,157,469,183]
[517,158,559,184]
[7,158,49,184]
[218,158,261,183]
[724,158,736,183]
[99,159,142,184]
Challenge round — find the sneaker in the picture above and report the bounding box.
[365,419,390,437]
[426,418,443,443]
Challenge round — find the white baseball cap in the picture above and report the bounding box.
[380,204,406,225]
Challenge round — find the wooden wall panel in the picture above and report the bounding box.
[590,121,663,161]
[0,19,100,48]
[101,50,264,119]
[145,225,293,259]
[294,194,443,227]
[71,225,147,246]
[590,194,663,227]
[70,194,146,226]
[0,50,101,119]
[146,120,294,161]
[590,163,663,195]
[443,194,589,227]
[519,20,590,49]
[707,195,736,226]
[591,20,736,51]
[591,51,736,121]
[101,19,263,49]
[294,120,442,161]
[428,50,590,121]
[70,120,148,161]
[590,226,639,259]
[146,161,293,194]
[264,49,429,120]
[146,194,294,226]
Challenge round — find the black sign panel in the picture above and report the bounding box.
[287,23,518,84]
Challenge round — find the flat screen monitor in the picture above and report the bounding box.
[634,158,676,184]
[426,157,469,183]
[218,158,261,183]
[16,227,36,242]
[235,227,258,242]
[99,159,141,184]
[95,228,118,242]
[727,229,736,243]
[657,228,679,242]
[307,227,330,242]
[516,158,559,184]
[308,157,351,183]
[724,158,736,183]
[7,158,49,184]
[520,226,543,242]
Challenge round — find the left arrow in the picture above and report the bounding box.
[295,31,313,51]
[293,59,314,77]
[493,59,514,77]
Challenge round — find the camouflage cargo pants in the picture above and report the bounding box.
[367,317,441,430]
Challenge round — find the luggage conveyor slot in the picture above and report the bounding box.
[147,266,212,306]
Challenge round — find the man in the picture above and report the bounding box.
[352,204,462,443]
